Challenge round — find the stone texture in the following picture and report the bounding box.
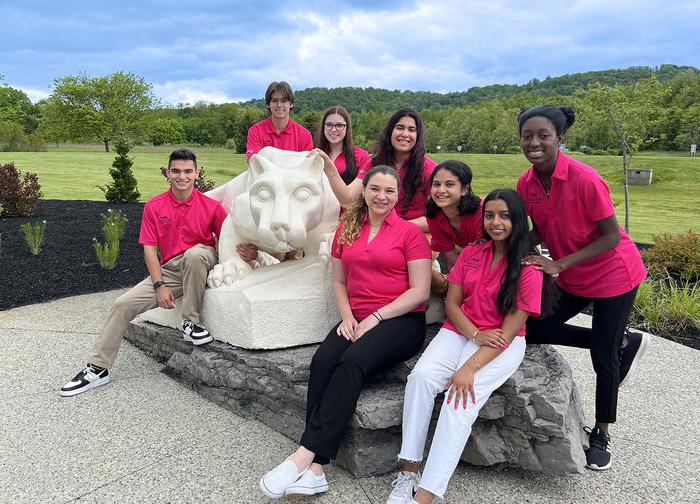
[126,320,587,477]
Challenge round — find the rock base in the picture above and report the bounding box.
[126,320,587,476]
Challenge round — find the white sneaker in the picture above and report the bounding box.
[386,470,420,504]
[285,469,329,497]
[60,364,110,397]
[259,458,305,499]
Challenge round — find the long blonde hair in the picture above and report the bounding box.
[337,165,400,249]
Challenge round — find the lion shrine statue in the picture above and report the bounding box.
[139,147,341,349]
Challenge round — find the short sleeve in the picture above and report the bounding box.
[516,172,528,200]
[446,249,467,285]
[246,123,263,159]
[580,175,615,223]
[138,203,158,246]
[354,147,370,171]
[331,225,344,259]
[212,203,227,237]
[356,156,373,180]
[301,129,313,151]
[516,265,543,317]
[404,224,431,261]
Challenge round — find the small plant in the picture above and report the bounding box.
[20,220,46,255]
[0,162,42,217]
[98,139,141,203]
[93,209,128,269]
[93,238,120,269]
[642,231,700,283]
[101,208,128,243]
[159,165,216,192]
[225,138,237,151]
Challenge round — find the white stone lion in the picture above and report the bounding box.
[205,147,340,288]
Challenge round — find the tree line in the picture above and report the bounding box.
[1,64,698,155]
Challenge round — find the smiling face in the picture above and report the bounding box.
[430,167,468,210]
[483,198,512,243]
[323,113,347,147]
[520,116,561,170]
[268,91,292,121]
[391,116,417,154]
[167,159,199,195]
[363,172,399,220]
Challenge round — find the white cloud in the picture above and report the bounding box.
[153,80,244,105]
[20,86,50,103]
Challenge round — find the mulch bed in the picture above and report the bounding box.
[0,200,147,310]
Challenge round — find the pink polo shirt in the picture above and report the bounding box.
[517,152,646,298]
[358,156,438,220]
[427,200,484,253]
[443,241,543,337]
[246,117,313,159]
[139,189,227,265]
[334,146,371,176]
[331,209,431,320]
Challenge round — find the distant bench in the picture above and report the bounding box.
[126,320,587,476]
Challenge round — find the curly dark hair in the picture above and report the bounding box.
[425,160,481,218]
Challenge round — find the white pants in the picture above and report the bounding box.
[398,328,525,498]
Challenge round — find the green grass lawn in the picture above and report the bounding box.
[2,145,698,243]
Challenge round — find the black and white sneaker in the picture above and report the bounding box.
[60,364,110,397]
[619,330,651,387]
[585,426,612,470]
[182,320,213,345]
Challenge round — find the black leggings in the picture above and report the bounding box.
[525,286,638,424]
[300,312,426,464]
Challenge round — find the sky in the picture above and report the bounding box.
[2,0,698,105]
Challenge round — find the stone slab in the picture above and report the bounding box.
[126,320,587,476]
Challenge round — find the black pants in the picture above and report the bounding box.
[300,312,426,464]
[525,286,638,424]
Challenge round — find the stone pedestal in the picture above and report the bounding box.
[139,256,339,349]
[126,321,587,476]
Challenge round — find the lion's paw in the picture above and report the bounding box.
[207,259,253,288]
[253,251,281,268]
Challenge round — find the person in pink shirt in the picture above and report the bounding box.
[260,166,432,499]
[322,108,436,231]
[386,189,554,504]
[60,149,229,397]
[425,160,484,294]
[311,105,370,183]
[516,105,650,471]
[245,81,313,159]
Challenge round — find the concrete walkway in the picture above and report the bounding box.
[1,289,698,504]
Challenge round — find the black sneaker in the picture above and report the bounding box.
[585,426,612,470]
[182,320,213,345]
[60,364,110,397]
[619,330,651,387]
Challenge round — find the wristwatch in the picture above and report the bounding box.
[153,280,166,290]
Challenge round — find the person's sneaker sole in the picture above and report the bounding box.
[285,482,329,498]
[59,375,111,397]
[620,331,651,387]
[586,459,612,471]
[183,333,213,346]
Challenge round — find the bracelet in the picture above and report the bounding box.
[372,312,383,322]
[470,356,483,370]
[471,329,478,343]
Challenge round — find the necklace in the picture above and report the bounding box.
[368,224,381,240]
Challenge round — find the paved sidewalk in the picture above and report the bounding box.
[1,289,698,504]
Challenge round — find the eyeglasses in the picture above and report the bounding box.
[324,123,347,131]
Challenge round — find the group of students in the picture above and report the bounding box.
[60,81,650,504]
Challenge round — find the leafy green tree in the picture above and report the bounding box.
[578,79,666,231]
[99,139,140,202]
[41,71,155,151]
[0,86,40,133]
[148,118,185,146]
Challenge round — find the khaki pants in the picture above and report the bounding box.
[89,244,218,368]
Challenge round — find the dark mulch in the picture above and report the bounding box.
[0,200,147,311]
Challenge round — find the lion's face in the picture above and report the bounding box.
[232,148,332,253]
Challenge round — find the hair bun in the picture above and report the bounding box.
[560,107,576,128]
